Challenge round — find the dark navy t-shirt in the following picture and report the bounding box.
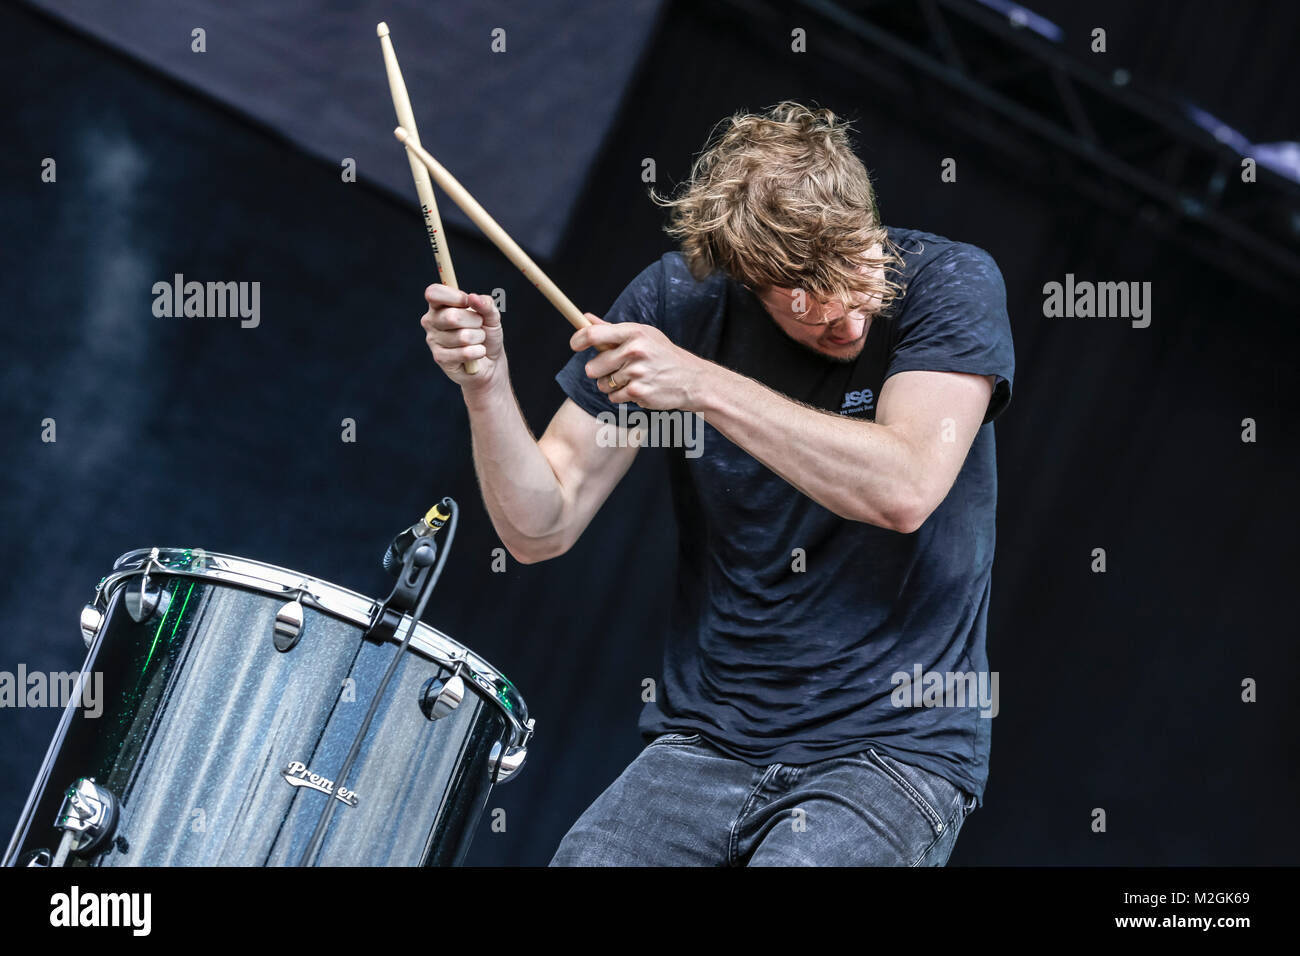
[555,227,1014,805]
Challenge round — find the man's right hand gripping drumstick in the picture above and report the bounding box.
[420,283,637,565]
[421,284,506,386]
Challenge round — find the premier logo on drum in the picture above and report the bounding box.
[281,761,359,807]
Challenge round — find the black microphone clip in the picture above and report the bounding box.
[365,498,457,646]
[382,500,452,576]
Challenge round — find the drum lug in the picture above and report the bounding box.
[491,719,533,784]
[80,604,104,648]
[124,551,170,624]
[273,599,306,652]
[274,581,316,652]
[490,740,529,785]
[20,848,52,867]
[124,582,170,624]
[55,777,118,859]
[418,673,465,720]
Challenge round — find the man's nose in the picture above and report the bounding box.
[828,311,865,336]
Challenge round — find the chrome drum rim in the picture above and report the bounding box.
[93,548,531,747]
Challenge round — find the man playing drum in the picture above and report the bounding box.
[420,102,1014,866]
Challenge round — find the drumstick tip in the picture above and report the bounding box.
[376,22,389,37]
[394,126,410,143]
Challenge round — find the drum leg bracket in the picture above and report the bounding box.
[53,777,118,861]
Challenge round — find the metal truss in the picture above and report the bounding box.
[720,0,1300,305]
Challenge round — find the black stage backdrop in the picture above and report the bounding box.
[1,0,1296,866]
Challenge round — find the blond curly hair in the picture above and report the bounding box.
[653,101,902,313]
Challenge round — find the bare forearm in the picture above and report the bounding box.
[695,365,921,531]
[462,360,568,554]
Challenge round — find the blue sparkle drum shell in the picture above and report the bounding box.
[4,549,531,867]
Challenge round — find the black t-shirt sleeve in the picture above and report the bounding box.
[555,257,665,420]
[885,244,1015,424]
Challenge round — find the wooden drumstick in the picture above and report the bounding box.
[377,22,480,374]
[394,127,599,338]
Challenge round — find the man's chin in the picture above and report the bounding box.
[809,338,865,364]
[774,321,866,363]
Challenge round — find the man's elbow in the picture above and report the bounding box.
[839,497,925,534]
[881,487,938,535]
[888,505,929,535]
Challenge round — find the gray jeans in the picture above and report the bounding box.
[550,731,978,866]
